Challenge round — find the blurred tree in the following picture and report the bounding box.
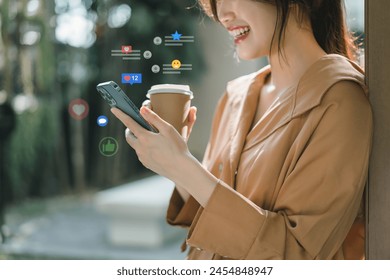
[1,0,61,199]
[0,0,205,203]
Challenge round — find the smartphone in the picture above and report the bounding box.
[96,81,156,132]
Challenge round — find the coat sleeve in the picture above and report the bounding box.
[166,93,229,228]
[185,81,373,259]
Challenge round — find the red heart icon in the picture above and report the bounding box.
[124,75,131,81]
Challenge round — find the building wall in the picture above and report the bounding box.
[366,0,390,260]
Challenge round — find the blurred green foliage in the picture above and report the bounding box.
[0,0,205,203]
[7,100,59,199]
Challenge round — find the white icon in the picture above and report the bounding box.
[73,104,86,116]
[151,65,160,73]
[143,51,152,59]
[153,36,162,45]
[97,115,108,127]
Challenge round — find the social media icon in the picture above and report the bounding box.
[171,59,181,69]
[153,36,162,45]
[97,115,108,127]
[151,65,160,73]
[171,31,182,41]
[122,73,142,85]
[143,50,152,59]
[68,98,89,120]
[121,45,132,53]
[99,137,119,157]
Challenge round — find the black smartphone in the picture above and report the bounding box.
[96,81,156,132]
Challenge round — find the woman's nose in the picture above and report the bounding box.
[217,0,235,23]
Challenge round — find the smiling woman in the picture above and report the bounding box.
[201,0,357,60]
[110,0,372,260]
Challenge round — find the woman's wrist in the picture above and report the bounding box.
[172,152,219,207]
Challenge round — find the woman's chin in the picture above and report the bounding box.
[236,50,262,61]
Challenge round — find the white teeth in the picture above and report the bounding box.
[229,27,250,38]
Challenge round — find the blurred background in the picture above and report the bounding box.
[0,0,364,259]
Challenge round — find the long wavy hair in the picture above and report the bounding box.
[198,0,357,61]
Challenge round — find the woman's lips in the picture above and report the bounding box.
[228,26,251,44]
[234,31,250,44]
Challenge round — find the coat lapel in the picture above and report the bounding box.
[225,67,270,185]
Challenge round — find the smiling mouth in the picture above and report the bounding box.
[229,27,251,41]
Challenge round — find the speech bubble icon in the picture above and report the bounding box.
[97,115,108,127]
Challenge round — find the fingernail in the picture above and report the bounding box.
[141,106,150,114]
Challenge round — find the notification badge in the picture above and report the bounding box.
[121,73,142,85]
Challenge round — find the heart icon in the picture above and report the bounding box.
[124,75,131,81]
[73,104,85,116]
[121,45,132,53]
[68,98,89,120]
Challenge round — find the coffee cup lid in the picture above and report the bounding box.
[147,84,193,99]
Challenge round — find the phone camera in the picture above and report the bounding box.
[107,98,116,106]
[98,89,116,106]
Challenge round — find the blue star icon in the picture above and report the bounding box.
[171,31,182,41]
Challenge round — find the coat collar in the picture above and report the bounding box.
[224,54,366,174]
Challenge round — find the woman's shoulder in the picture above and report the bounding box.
[293,54,369,117]
[301,54,366,93]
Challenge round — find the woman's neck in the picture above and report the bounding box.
[267,25,327,91]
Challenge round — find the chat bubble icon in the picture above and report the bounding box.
[97,115,108,127]
[121,73,142,85]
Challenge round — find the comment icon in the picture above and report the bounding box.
[97,115,108,127]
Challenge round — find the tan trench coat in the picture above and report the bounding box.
[166,54,373,260]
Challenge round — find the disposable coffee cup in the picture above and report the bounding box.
[146,84,193,136]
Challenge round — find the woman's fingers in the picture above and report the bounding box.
[111,104,191,179]
[140,106,172,133]
[110,107,144,136]
[187,106,197,138]
[125,128,139,148]
[142,99,152,109]
[188,106,197,126]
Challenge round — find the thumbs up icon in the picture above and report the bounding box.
[99,137,118,157]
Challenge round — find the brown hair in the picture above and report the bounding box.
[198,0,357,60]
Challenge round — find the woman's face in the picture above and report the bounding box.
[215,0,278,60]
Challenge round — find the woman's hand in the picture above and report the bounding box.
[142,100,197,141]
[111,106,194,181]
[111,105,217,207]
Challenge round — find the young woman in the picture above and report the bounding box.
[111,0,372,259]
